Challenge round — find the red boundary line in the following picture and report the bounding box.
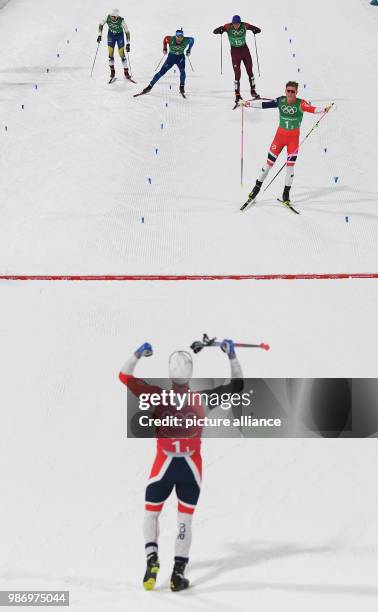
[0,274,377,281]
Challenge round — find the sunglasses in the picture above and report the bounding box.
[286,89,297,93]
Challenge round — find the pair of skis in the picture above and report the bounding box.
[109,74,137,85]
[240,196,300,214]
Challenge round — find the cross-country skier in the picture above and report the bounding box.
[135,29,194,97]
[119,340,243,592]
[213,15,261,104]
[241,81,332,211]
[97,8,131,83]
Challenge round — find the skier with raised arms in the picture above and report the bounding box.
[135,29,194,98]
[119,340,243,591]
[213,15,261,104]
[97,8,132,83]
[241,81,332,212]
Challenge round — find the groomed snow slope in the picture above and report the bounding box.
[0,0,377,275]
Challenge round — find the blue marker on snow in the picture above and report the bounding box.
[161,123,164,129]
[142,217,144,223]
[345,216,349,223]
[284,26,287,31]
[34,84,38,90]
[298,67,301,72]
[47,68,49,73]
[293,53,296,58]
[289,38,292,43]
[334,177,339,183]
[57,53,60,58]
[21,104,24,109]
[324,147,328,153]
[148,177,152,184]
[155,148,158,155]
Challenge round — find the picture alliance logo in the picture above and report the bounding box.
[282,105,297,114]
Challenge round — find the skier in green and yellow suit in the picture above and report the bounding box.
[97,8,131,80]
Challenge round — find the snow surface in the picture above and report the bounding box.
[0,0,378,611]
[0,0,377,274]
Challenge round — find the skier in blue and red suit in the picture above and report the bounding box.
[119,341,243,592]
[140,29,195,96]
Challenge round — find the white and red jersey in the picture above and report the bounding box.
[119,373,204,455]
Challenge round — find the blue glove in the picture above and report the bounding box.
[135,342,153,359]
[221,339,236,359]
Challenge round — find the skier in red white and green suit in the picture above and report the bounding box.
[244,81,332,204]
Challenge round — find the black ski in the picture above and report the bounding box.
[277,199,300,215]
[240,196,257,212]
[180,92,187,99]
[125,75,137,84]
[108,76,117,84]
[133,90,148,98]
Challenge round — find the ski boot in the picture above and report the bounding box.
[233,90,243,109]
[124,67,130,79]
[143,552,160,591]
[282,185,291,205]
[109,67,116,83]
[142,84,152,94]
[249,179,263,200]
[249,76,260,99]
[179,85,186,98]
[170,559,189,592]
[278,185,299,213]
[240,179,262,211]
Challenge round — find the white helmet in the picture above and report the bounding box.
[169,351,193,385]
[111,8,119,17]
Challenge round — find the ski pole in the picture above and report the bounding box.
[154,55,165,72]
[187,55,194,72]
[221,33,223,75]
[191,341,270,353]
[253,34,261,77]
[190,334,270,354]
[241,103,244,186]
[90,43,100,77]
[263,103,335,194]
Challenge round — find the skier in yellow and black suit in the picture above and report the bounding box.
[97,8,131,82]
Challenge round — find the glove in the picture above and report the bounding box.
[324,104,333,113]
[221,339,236,359]
[97,35,102,43]
[126,43,130,52]
[253,27,261,34]
[186,49,191,56]
[135,342,153,359]
[163,48,168,55]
